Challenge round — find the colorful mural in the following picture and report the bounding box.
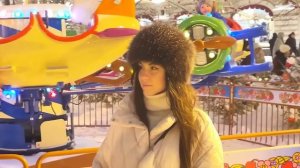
[197,85,230,98]
[224,145,300,168]
[198,85,300,107]
[225,152,300,168]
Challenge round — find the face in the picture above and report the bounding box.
[200,4,212,15]
[138,61,166,96]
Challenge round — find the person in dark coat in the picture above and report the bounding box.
[240,40,251,65]
[285,32,298,56]
[269,33,277,56]
[272,44,291,76]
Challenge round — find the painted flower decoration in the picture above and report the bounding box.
[293,152,300,164]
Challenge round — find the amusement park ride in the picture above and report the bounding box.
[0,0,272,154]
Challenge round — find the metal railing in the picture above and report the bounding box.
[35,147,98,168]
[0,154,29,168]
[68,81,300,146]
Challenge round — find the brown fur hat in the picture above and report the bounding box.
[127,22,196,83]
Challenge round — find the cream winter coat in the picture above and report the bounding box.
[92,93,223,168]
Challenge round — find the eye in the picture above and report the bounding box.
[150,66,159,70]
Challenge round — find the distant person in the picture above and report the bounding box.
[240,43,265,65]
[269,33,277,56]
[272,44,291,76]
[272,32,284,57]
[240,40,251,65]
[285,32,299,56]
[92,22,223,168]
[254,43,265,64]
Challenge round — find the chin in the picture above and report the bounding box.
[143,92,154,96]
[143,91,163,96]
[142,90,155,96]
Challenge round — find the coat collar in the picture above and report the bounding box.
[111,93,176,131]
[112,93,145,128]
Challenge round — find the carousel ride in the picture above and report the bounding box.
[0,0,139,154]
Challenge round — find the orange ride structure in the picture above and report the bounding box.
[0,0,139,154]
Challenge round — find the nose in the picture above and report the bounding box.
[139,69,150,81]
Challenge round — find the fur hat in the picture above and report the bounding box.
[279,44,290,53]
[127,22,195,83]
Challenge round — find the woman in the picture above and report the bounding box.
[272,32,284,57]
[92,22,223,168]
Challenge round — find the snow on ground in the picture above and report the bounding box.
[73,127,108,148]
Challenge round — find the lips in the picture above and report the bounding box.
[143,85,152,87]
[141,84,152,89]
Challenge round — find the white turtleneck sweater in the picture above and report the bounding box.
[144,92,171,130]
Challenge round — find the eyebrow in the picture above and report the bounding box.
[149,63,159,66]
[139,61,158,66]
